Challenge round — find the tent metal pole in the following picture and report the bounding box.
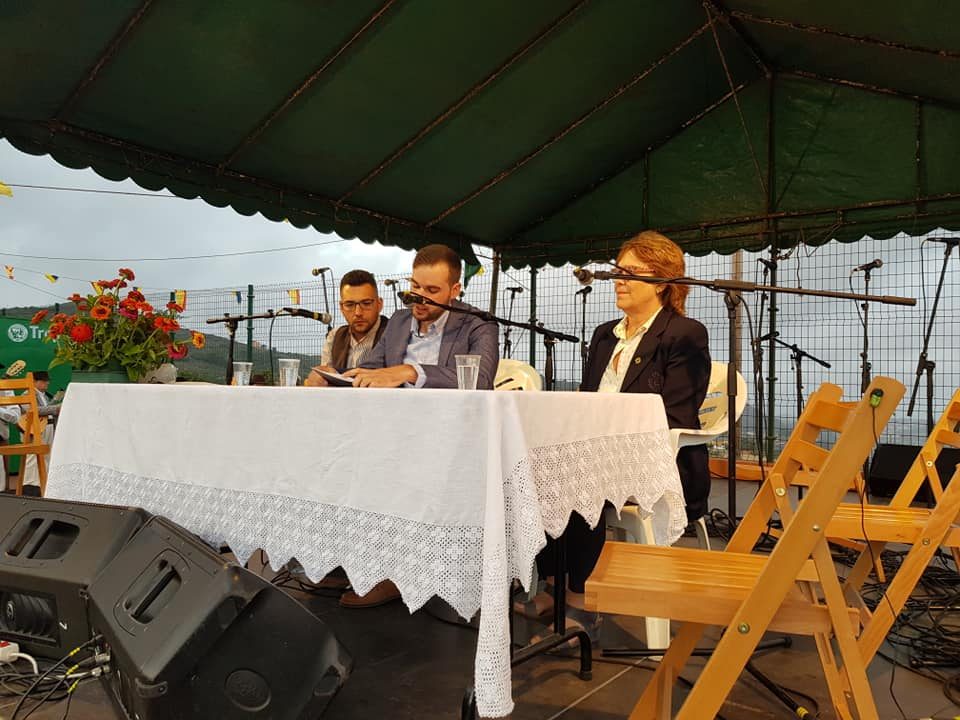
[528,268,538,369]
[488,251,501,315]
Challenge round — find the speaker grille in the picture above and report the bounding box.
[0,590,58,645]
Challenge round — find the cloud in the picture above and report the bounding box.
[0,139,415,307]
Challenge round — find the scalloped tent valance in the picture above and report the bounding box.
[2,1,958,268]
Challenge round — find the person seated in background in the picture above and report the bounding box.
[20,370,59,496]
[306,244,498,389]
[0,361,21,493]
[520,230,711,637]
[316,269,389,375]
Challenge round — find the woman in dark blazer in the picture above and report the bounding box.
[524,231,711,629]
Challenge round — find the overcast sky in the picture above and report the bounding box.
[0,139,417,309]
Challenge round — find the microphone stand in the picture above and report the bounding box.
[503,287,522,359]
[858,267,875,397]
[319,271,333,335]
[907,239,959,435]
[398,293,578,391]
[206,310,288,384]
[581,270,915,521]
[575,288,591,378]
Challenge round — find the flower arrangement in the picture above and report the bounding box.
[32,268,205,381]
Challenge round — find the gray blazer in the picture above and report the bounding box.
[361,300,499,389]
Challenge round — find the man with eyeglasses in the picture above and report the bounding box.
[311,269,389,378]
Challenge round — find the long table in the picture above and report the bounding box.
[46,383,685,717]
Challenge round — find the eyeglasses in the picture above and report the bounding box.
[340,299,377,312]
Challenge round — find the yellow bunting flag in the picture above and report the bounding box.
[287,288,301,305]
[90,281,103,295]
[0,182,12,198]
[3,266,13,280]
[174,289,187,309]
[44,273,58,284]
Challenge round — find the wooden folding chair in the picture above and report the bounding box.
[0,373,51,496]
[831,388,960,591]
[585,377,904,720]
[823,389,960,671]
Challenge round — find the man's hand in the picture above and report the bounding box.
[344,365,417,388]
[304,365,338,387]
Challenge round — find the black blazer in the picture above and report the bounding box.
[581,308,712,520]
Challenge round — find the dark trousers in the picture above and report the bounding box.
[535,510,607,594]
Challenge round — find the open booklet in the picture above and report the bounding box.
[317,370,357,387]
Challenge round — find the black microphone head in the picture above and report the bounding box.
[874,258,883,268]
[506,286,523,294]
[572,267,593,285]
[383,278,399,286]
[398,290,424,306]
[311,267,330,276]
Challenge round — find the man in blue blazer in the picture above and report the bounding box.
[344,244,499,389]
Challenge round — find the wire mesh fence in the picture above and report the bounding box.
[143,229,958,455]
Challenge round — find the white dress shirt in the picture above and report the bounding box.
[598,308,661,393]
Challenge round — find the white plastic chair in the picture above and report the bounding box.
[605,361,748,650]
[494,359,542,391]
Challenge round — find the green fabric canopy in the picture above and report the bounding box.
[2,1,958,268]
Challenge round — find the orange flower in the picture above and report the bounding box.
[166,341,188,360]
[166,302,183,312]
[68,293,84,303]
[30,309,49,325]
[52,313,68,323]
[136,301,154,314]
[97,279,121,290]
[153,316,179,333]
[190,331,205,349]
[48,322,64,339]
[126,290,145,303]
[118,268,135,281]
[70,324,93,343]
[97,294,116,306]
[90,304,112,321]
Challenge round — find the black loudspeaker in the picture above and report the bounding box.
[0,495,149,658]
[867,443,960,502]
[89,516,352,719]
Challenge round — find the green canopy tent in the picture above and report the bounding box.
[1,1,958,271]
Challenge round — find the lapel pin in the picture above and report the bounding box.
[634,356,642,365]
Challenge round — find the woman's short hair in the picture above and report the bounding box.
[617,231,688,315]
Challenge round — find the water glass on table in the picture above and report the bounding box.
[455,354,481,390]
[278,358,300,387]
[232,362,253,386]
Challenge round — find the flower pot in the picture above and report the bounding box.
[69,369,129,384]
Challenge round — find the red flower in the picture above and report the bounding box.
[153,316,179,333]
[166,302,183,312]
[190,331,205,349]
[118,308,138,321]
[126,290,145,303]
[136,301,154,314]
[76,300,89,312]
[52,313,68,323]
[90,304,112,321]
[166,341,188,360]
[70,324,93,343]
[118,268,135,281]
[69,293,84,303]
[97,295,116,306]
[30,309,49,325]
[48,322,64,339]
[97,279,120,290]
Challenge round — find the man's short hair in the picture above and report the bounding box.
[33,370,49,382]
[413,244,462,284]
[339,269,378,293]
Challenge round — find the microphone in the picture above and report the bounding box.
[852,259,883,272]
[757,258,776,270]
[757,330,779,343]
[572,267,594,285]
[383,278,399,287]
[506,286,523,294]
[311,267,331,276]
[398,290,428,306]
[282,307,332,324]
[575,285,593,297]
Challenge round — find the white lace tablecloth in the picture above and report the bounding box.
[46,384,684,717]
